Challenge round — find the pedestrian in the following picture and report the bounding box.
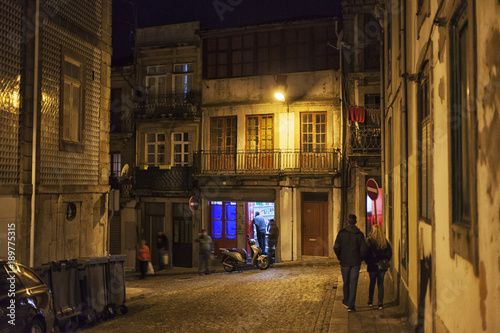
[195,229,214,275]
[366,224,392,309]
[334,214,368,312]
[253,211,267,254]
[157,231,169,270]
[137,239,151,279]
[267,219,279,262]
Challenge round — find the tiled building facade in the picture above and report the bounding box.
[0,0,112,266]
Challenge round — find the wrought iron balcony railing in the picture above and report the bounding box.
[195,149,340,175]
[349,127,381,155]
[134,166,193,192]
[135,91,201,118]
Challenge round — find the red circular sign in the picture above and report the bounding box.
[366,179,379,201]
[189,196,199,212]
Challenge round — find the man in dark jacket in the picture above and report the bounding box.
[334,214,368,311]
[253,211,267,254]
[195,229,214,275]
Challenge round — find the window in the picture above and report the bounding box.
[173,63,193,98]
[231,34,254,77]
[172,132,190,166]
[146,65,167,98]
[246,115,273,151]
[301,112,326,152]
[418,64,432,223]
[210,117,237,153]
[363,13,381,71]
[146,133,166,166]
[62,56,83,143]
[204,24,338,79]
[109,153,121,178]
[210,201,237,240]
[210,117,237,171]
[449,2,477,273]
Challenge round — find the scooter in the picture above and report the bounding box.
[220,234,271,272]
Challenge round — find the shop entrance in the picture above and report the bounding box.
[209,201,275,258]
[365,176,383,236]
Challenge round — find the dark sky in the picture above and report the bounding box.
[112,0,342,66]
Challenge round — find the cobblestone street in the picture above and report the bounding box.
[85,264,340,333]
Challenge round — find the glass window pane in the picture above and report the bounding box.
[147,155,155,164]
[158,134,165,142]
[226,220,237,240]
[147,134,155,142]
[212,220,222,239]
[225,203,237,220]
[212,204,222,219]
[157,145,165,154]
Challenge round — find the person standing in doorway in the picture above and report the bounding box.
[195,229,214,275]
[334,214,368,312]
[267,219,279,263]
[366,224,392,309]
[137,239,151,279]
[253,211,267,254]
[157,231,169,271]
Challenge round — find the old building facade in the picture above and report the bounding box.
[0,0,112,266]
[380,0,500,331]
[110,21,202,269]
[197,18,343,262]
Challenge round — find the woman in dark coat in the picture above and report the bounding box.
[366,224,392,309]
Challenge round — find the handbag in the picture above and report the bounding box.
[377,259,390,270]
[147,261,155,275]
[162,252,169,266]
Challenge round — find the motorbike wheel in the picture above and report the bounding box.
[223,257,235,272]
[257,256,271,270]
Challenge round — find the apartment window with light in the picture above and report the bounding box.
[146,133,166,166]
[301,112,326,152]
[109,153,121,178]
[246,115,273,151]
[146,65,167,98]
[61,56,83,144]
[418,64,432,223]
[173,63,193,98]
[172,132,190,166]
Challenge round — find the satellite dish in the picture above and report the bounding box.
[120,164,129,178]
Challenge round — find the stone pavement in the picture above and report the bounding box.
[329,268,413,333]
[125,260,414,332]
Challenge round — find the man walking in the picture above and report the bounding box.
[334,214,368,312]
[195,229,214,275]
[156,231,169,270]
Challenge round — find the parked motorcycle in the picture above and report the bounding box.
[221,234,271,272]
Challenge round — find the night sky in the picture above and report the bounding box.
[112,0,342,65]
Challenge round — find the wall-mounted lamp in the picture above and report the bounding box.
[274,74,288,102]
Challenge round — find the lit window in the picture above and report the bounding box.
[146,133,166,166]
[173,64,193,98]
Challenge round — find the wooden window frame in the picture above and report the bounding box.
[448,1,478,275]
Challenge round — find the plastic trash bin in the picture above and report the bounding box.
[77,257,109,323]
[36,259,82,331]
[106,255,128,315]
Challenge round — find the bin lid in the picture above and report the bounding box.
[108,255,127,262]
[77,257,109,265]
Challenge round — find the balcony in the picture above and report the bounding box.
[196,149,340,176]
[349,127,381,156]
[348,107,381,157]
[134,91,201,119]
[134,166,194,192]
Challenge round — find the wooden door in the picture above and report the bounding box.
[302,201,328,256]
[172,203,192,267]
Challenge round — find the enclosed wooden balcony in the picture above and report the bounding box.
[195,149,340,176]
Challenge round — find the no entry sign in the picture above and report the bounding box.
[189,196,199,212]
[366,178,379,201]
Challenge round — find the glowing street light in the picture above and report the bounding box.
[274,91,285,101]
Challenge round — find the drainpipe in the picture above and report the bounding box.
[30,0,40,268]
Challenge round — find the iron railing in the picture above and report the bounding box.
[196,149,340,175]
[134,166,193,191]
[135,91,201,118]
[349,127,381,155]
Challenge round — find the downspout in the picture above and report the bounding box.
[401,0,409,275]
[30,0,40,268]
[291,186,294,261]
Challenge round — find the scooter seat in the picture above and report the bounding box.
[226,248,247,258]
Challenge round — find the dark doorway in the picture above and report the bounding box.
[172,203,192,267]
[144,202,165,269]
